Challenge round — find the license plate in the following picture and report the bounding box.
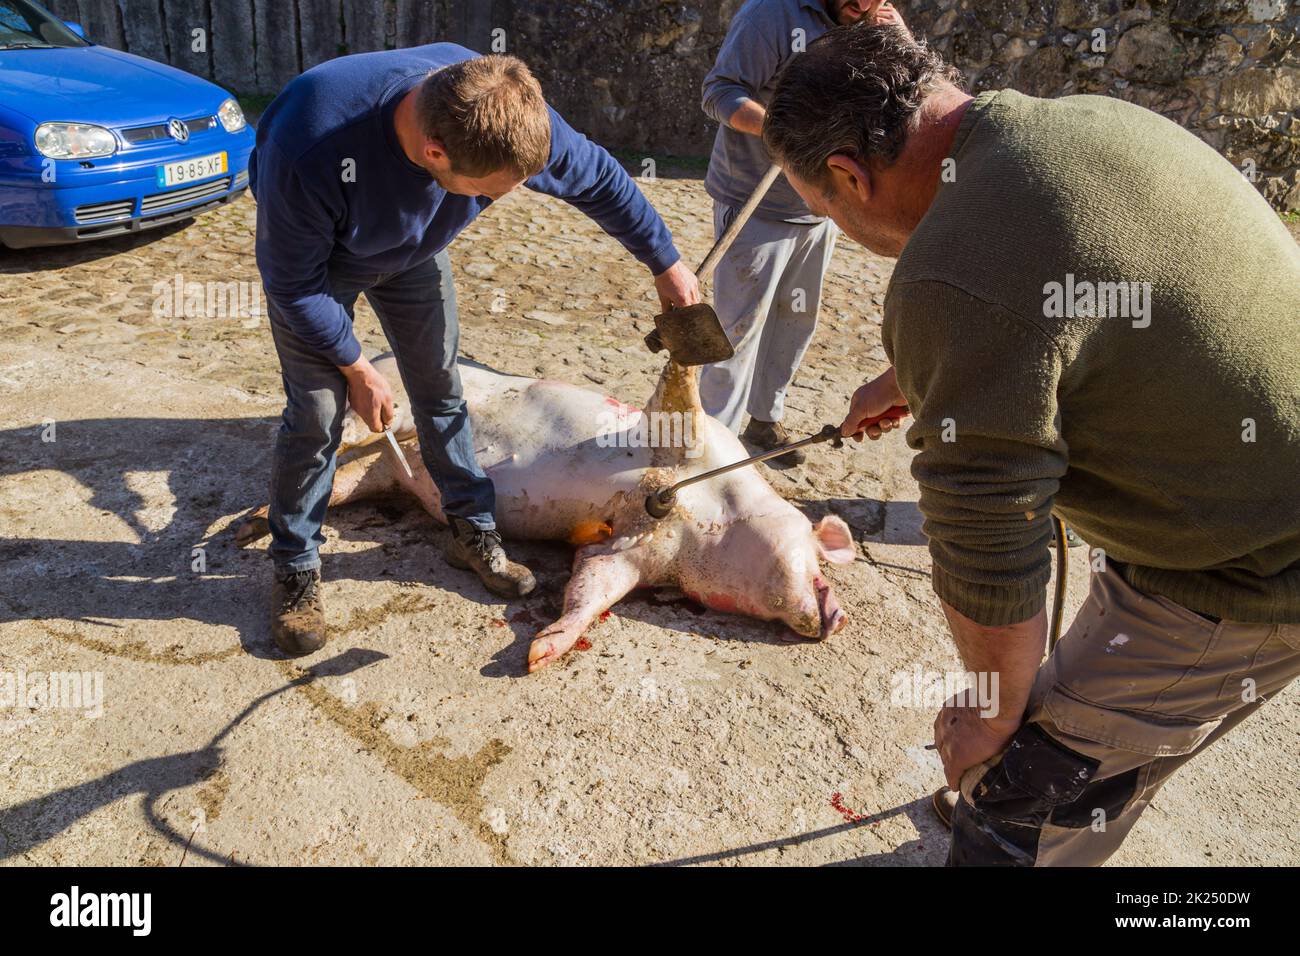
[155,151,227,189]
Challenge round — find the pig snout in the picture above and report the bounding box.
[815,577,845,640]
[782,577,845,641]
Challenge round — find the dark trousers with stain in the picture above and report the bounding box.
[950,566,1300,866]
[265,250,496,573]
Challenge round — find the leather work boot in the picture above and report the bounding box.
[444,517,537,598]
[271,568,327,656]
[931,786,959,830]
[742,417,806,466]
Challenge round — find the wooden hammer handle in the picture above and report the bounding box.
[695,163,783,282]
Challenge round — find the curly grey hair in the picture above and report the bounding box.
[763,23,963,189]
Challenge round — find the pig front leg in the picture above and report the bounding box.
[528,546,645,673]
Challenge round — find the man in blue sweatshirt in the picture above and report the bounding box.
[251,45,699,655]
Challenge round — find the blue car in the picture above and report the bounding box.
[0,0,254,248]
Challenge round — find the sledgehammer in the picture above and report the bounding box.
[644,164,784,367]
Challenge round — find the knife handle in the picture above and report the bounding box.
[859,405,910,430]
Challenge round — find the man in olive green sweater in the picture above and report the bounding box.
[764,23,1300,865]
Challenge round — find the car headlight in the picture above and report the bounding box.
[217,97,247,133]
[34,122,117,160]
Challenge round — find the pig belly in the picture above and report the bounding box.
[462,373,656,541]
[362,360,759,542]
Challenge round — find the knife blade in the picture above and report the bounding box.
[383,426,414,479]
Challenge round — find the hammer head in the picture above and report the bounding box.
[644,303,735,366]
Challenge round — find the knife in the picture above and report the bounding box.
[382,415,414,480]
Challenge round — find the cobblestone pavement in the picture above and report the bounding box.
[0,181,1295,866]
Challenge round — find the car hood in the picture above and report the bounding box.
[0,45,229,127]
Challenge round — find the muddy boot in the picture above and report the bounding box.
[742,417,806,466]
[931,786,959,830]
[445,517,536,598]
[271,568,327,656]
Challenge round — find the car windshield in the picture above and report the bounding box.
[0,0,88,50]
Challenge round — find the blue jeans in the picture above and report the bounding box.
[266,250,496,573]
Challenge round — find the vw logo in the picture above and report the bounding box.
[167,118,190,143]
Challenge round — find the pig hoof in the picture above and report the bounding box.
[527,629,577,673]
[233,508,271,546]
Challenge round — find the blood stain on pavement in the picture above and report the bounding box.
[830,792,876,825]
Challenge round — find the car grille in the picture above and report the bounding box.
[140,176,232,214]
[74,198,135,223]
[120,115,216,144]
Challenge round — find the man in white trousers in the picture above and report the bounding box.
[699,0,906,463]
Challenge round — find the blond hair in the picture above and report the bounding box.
[416,55,552,178]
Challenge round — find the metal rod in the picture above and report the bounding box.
[670,424,840,494]
[646,425,841,517]
[644,407,909,518]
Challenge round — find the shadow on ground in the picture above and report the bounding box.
[0,415,539,660]
[0,220,192,273]
[0,414,822,668]
[650,795,947,866]
[0,649,386,865]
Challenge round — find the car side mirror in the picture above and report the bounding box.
[64,21,86,38]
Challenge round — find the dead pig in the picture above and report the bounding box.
[238,354,853,671]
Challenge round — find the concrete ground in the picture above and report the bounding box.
[0,177,1296,866]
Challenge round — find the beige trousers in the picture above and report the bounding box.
[951,565,1300,866]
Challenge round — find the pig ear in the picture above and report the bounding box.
[813,515,856,565]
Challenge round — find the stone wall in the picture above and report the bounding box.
[904,0,1300,209]
[481,1,746,158]
[40,0,1299,209]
